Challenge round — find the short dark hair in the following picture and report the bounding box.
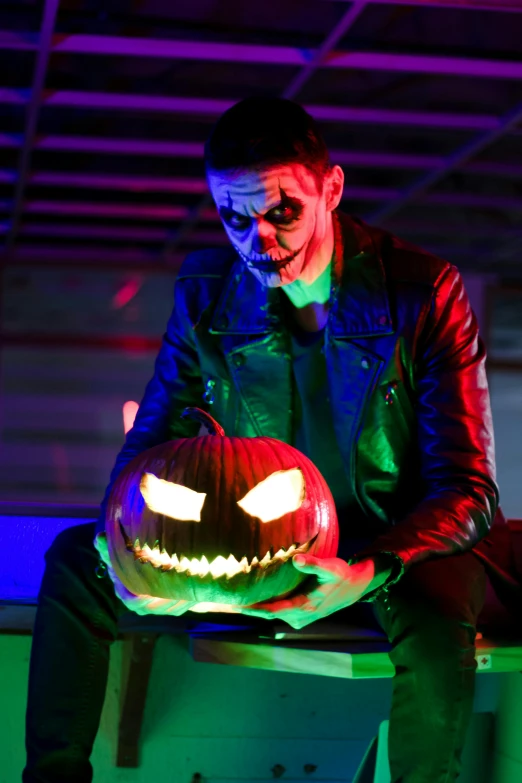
[204,97,331,192]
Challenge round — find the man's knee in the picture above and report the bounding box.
[389,552,487,627]
[389,609,479,675]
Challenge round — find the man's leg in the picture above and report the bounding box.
[23,522,126,783]
[373,551,487,783]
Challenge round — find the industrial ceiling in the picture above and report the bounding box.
[1,0,522,279]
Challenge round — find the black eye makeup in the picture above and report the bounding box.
[219,209,251,230]
[219,197,304,231]
[267,199,304,225]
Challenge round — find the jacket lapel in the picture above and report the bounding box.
[326,213,395,480]
[209,260,293,441]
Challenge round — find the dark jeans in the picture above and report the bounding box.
[23,522,489,783]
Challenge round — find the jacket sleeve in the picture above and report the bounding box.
[352,264,499,583]
[94,276,204,536]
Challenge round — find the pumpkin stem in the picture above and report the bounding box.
[180,406,225,436]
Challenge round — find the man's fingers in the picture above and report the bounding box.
[238,607,273,619]
[94,532,110,563]
[292,554,339,581]
[144,597,195,615]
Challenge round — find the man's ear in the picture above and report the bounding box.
[324,164,345,212]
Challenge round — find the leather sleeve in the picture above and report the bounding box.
[94,277,204,536]
[353,264,499,575]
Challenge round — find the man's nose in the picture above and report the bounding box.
[251,220,277,254]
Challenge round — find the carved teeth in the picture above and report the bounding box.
[158,548,172,568]
[132,540,312,579]
[189,557,202,575]
[258,551,272,567]
[209,556,229,579]
[238,556,249,573]
[199,555,210,577]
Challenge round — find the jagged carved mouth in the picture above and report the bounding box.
[120,522,314,579]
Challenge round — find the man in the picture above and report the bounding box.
[23,96,517,782]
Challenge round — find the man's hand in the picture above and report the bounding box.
[239,554,392,629]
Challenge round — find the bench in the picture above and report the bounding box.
[1,502,521,769]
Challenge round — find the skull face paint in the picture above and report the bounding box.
[207,163,344,289]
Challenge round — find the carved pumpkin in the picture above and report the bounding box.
[105,408,338,606]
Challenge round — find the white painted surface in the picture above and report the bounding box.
[0,634,392,783]
[0,632,516,783]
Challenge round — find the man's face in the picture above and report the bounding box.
[207,163,333,288]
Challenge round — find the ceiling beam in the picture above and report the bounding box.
[12,201,521,237]
[1,171,520,210]
[365,0,522,11]
[42,35,522,80]
[0,88,30,104]
[36,136,204,157]
[1,0,521,59]
[282,0,368,98]
[367,99,522,223]
[22,200,218,221]
[5,0,59,254]
[6,133,522,179]
[8,223,228,244]
[27,171,209,192]
[17,172,400,199]
[0,32,40,50]
[0,88,504,131]
[43,90,502,130]
[0,244,184,269]
[4,31,522,79]
[8,221,520,244]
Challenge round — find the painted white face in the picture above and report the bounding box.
[208,163,335,287]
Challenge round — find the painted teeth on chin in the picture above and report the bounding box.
[132,540,310,577]
[238,249,292,268]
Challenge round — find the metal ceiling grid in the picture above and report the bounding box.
[0,0,521,276]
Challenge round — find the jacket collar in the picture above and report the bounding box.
[209,210,394,338]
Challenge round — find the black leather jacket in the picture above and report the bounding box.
[97,211,499,591]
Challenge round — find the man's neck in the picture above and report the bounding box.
[288,300,330,332]
[283,262,332,309]
[282,212,335,309]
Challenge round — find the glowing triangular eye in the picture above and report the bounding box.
[140,473,206,522]
[237,468,305,523]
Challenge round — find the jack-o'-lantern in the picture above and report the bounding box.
[105,407,338,606]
